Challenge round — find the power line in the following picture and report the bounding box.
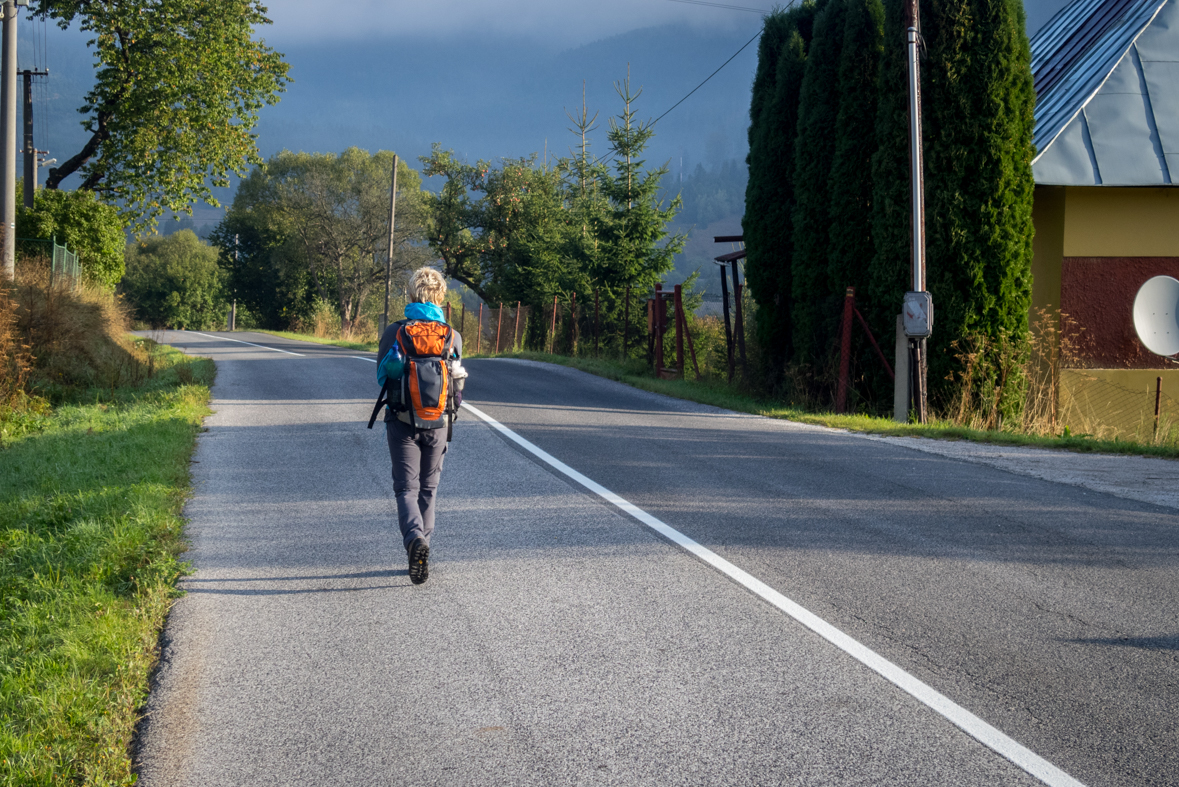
[651,26,763,126]
[667,0,768,13]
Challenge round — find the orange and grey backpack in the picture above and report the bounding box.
[367,319,457,435]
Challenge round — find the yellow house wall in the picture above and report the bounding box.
[1031,185,1065,313]
[1032,186,1179,441]
[1062,187,1179,257]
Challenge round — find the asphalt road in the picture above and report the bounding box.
[136,331,1179,787]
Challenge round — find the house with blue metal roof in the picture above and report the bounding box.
[1029,0,1178,437]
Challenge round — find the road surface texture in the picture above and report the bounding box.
[135,332,1179,787]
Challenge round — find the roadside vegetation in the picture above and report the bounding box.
[1,264,212,785]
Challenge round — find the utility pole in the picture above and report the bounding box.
[382,153,398,334]
[901,0,932,423]
[0,0,26,281]
[229,234,238,331]
[19,67,46,209]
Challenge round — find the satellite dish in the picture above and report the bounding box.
[1133,275,1179,357]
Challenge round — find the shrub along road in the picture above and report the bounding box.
[138,332,1179,787]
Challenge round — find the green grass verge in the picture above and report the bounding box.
[0,344,213,786]
[496,350,1179,460]
[251,329,377,353]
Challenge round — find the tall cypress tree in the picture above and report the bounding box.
[743,5,817,379]
[828,0,884,299]
[827,0,885,406]
[791,0,847,369]
[922,0,1036,412]
[866,0,912,406]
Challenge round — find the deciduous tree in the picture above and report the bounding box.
[35,0,290,230]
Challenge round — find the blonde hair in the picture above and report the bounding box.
[410,267,447,305]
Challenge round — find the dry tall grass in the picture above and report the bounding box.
[943,309,1090,435]
[8,259,151,400]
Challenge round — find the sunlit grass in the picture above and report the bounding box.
[0,344,213,786]
[497,350,1179,460]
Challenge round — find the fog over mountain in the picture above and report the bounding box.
[22,0,1073,240]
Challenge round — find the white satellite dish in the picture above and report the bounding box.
[1133,275,1179,357]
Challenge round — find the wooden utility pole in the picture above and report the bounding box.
[381,154,398,334]
[0,1,20,281]
[19,67,45,209]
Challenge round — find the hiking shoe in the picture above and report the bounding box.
[408,537,430,585]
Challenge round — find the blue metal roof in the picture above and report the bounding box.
[1031,0,1176,185]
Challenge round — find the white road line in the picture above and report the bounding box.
[460,400,1087,787]
[184,331,305,356]
[352,356,377,363]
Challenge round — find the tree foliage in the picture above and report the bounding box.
[422,76,684,355]
[34,0,290,231]
[743,3,818,380]
[791,0,846,366]
[742,0,1035,414]
[921,0,1036,412]
[212,148,429,333]
[16,187,126,288]
[120,230,223,329]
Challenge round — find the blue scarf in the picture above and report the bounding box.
[405,302,445,322]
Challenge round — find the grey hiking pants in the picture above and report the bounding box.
[386,417,448,550]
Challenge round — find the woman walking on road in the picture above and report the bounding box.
[376,268,465,584]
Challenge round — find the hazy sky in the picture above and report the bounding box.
[258,0,1073,44]
[258,0,761,44]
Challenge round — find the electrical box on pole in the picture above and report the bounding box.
[902,0,931,423]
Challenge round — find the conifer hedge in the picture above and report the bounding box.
[790,0,845,367]
[744,0,1035,413]
[743,3,819,379]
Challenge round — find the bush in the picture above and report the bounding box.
[120,230,225,330]
[16,188,126,289]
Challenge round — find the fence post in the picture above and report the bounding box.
[549,294,558,354]
[594,288,600,356]
[460,302,465,343]
[719,265,734,384]
[836,287,855,413]
[731,260,748,380]
[654,283,664,374]
[673,284,685,378]
[495,302,503,354]
[569,291,577,356]
[623,286,631,358]
[1156,376,1163,440]
[477,302,483,354]
[513,301,521,352]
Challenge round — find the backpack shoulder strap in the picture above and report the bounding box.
[366,382,389,429]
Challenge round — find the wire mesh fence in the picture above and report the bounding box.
[1059,371,1178,444]
[52,240,81,290]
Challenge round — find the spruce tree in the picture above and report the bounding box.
[600,72,686,355]
[791,0,846,369]
[922,0,1036,413]
[743,4,819,380]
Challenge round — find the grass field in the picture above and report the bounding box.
[0,344,213,786]
[500,350,1179,460]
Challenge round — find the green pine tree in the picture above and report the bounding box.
[600,71,686,356]
[742,4,819,381]
[791,0,846,369]
[922,0,1036,414]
